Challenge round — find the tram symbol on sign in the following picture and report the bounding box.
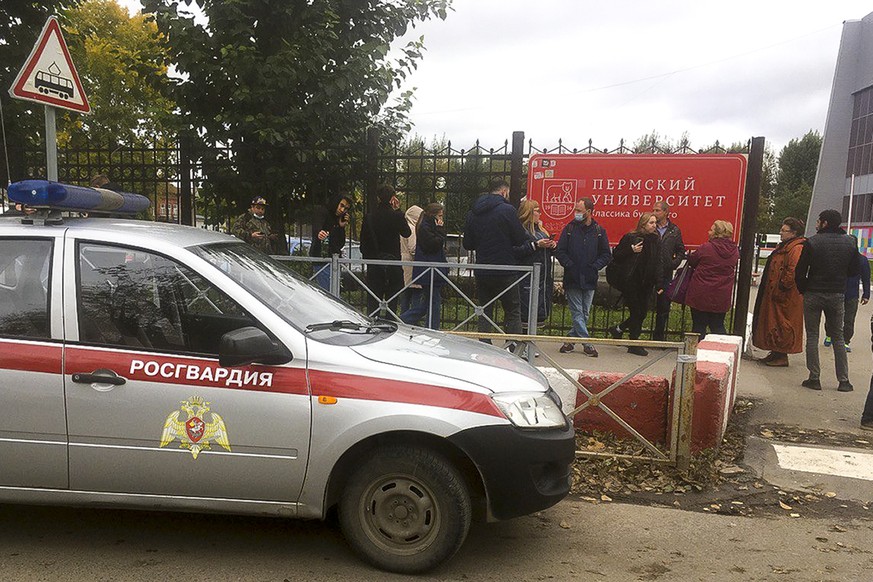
[35,62,73,100]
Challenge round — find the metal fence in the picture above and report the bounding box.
[2,130,745,340]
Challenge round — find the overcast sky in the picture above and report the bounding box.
[118,0,873,155]
[393,0,873,154]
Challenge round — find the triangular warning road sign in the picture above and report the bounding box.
[9,16,90,114]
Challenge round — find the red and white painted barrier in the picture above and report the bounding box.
[542,334,743,454]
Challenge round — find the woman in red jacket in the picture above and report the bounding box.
[685,220,740,338]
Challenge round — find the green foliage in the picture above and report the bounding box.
[59,0,176,147]
[142,0,451,220]
[770,130,822,231]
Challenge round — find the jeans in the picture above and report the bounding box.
[844,298,859,344]
[314,262,331,292]
[690,309,727,340]
[400,286,442,330]
[476,275,522,335]
[803,291,848,383]
[565,287,595,342]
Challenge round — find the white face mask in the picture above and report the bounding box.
[575,212,586,222]
[253,212,264,219]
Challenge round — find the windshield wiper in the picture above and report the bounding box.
[305,319,396,334]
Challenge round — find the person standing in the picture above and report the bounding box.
[232,196,277,253]
[400,203,447,329]
[685,220,740,339]
[651,201,685,341]
[752,217,807,367]
[863,315,873,431]
[463,178,531,348]
[360,184,411,317]
[608,212,660,356]
[554,198,611,357]
[399,205,424,315]
[824,238,870,352]
[310,194,352,290]
[795,209,861,392]
[515,200,557,333]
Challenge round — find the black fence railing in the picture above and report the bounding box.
[1,131,744,339]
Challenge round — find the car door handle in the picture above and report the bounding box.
[72,369,127,386]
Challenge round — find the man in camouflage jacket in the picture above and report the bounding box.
[232,196,276,253]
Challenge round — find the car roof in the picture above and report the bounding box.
[0,216,235,248]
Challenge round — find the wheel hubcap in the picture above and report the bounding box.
[361,475,440,554]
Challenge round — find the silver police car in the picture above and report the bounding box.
[0,181,574,574]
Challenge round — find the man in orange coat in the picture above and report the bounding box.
[752,217,806,367]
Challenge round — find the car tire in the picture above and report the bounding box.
[338,445,471,574]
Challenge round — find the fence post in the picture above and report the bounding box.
[509,130,525,207]
[526,263,540,363]
[365,127,381,214]
[676,332,698,471]
[180,134,194,226]
[732,136,765,337]
[330,254,341,297]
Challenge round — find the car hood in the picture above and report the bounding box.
[351,327,548,393]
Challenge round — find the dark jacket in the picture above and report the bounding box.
[656,221,686,287]
[412,215,448,287]
[309,195,349,257]
[612,232,661,291]
[514,227,554,284]
[463,193,530,276]
[360,201,411,260]
[795,227,860,294]
[845,252,871,300]
[686,237,740,313]
[554,218,611,290]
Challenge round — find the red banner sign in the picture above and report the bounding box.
[527,154,748,248]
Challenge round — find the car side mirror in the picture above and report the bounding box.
[219,327,292,368]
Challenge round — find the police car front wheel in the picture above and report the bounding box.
[338,445,472,574]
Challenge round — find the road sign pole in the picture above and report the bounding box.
[44,105,57,181]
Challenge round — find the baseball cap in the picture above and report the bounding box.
[251,196,268,206]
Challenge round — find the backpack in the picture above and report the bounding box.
[605,237,639,293]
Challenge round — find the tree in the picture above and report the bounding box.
[59,0,176,147]
[142,0,451,221]
[771,130,822,230]
[1,0,81,184]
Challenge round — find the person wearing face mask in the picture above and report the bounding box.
[554,198,612,357]
[232,196,277,253]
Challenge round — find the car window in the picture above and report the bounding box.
[0,238,52,339]
[77,242,260,355]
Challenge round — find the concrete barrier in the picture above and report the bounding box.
[542,334,743,455]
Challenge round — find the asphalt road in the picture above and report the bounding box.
[1,499,871,581]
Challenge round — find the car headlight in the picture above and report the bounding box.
[491,391,567,429]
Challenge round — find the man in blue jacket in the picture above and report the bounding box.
[554,198,611,357]
[463,178,531,346]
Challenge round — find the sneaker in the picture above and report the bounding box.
[845,344,852,353]
[559,342,574,353]
[582,344,599,358]
[837,381,854,392]
[861,422,873,432]
[801,378,822,390]
[608,325,623,340]
[823,336,832,347]
[627,346,649,356]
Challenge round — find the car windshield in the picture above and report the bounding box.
[191,242,369,331]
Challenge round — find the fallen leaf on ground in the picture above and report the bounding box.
[779,501,792,510]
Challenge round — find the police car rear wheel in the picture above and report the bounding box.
[338,445,471,574]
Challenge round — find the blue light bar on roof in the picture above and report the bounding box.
[8,180,151,214]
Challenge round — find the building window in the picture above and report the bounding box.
[848,86,873,177]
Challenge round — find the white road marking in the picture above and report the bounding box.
[772,444,873,481]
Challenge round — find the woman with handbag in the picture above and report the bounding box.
[751,217,806,367]
[515,200,557,332]
[685,220,740,338]
[608,212,661,356]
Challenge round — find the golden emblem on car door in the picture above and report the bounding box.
[160,396,231,459]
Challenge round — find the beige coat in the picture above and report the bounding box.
[400,206,423,288]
